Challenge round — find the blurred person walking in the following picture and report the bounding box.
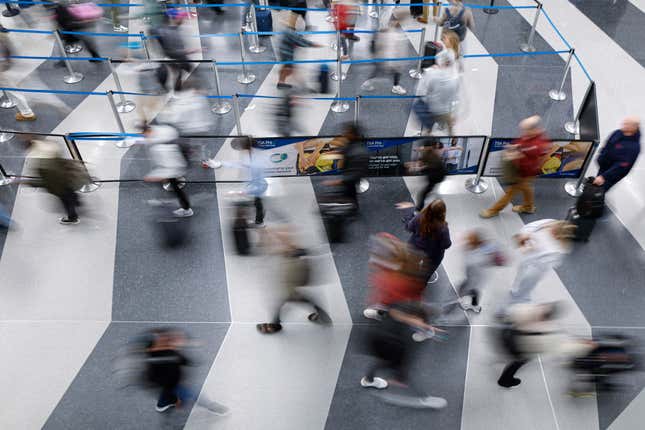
[594,116,641,192]
[142,124,194,217]
[480,116,551,218]
[155,8,194,92]
[257,228,332,334]
[1,26,37,121]
[27,138,89,225]
[506,220,574,305]
[401,140,446,212]
[360,24,407,95]
[361,302,447,409]
[145,328,230,415]
[277,12,323,89]
[54,0,102,61]
[400,199,452,284]
[433,0,475,44]
[413,50,459,136]
[333,0,360,60]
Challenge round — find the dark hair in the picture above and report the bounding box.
[418,199,447,238]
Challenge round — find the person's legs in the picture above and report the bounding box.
[156,386,178,411]
[110,0,120,26]
[516,177,535,211]
[0,204,11,229]
[169,178,191,210]
[254,196,264,224]
[487,184,519,214]
[392,71,401,87]
[498,359,528,387]
[80,36,100,59]
[416,180,437,211]
[59,189,79,221]
[6,91,35,118]
[278,65,293,85]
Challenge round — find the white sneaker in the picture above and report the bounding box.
[363,308,382,320]
[459,297,482,313]
[202,159,222,169]
[173,208,194,217]
[391,85,407,95]
[419,396,447,409]
[412,331,432,342]
[360,376,388,389]
[360,81,375,91]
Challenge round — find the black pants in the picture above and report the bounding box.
[416,179,439,211]
[59,188,79,220]
[169,59,191,91]
[498,360,528,385]
[498,328,529,385]
[368,64,401,87]
[169,178,190,210]
[254,197,264,224]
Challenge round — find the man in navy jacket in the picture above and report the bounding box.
[595,117,641,191]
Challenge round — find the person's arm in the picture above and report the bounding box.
[404,213,418,233]
[464,9,475,31]
[596,150,639,185]
[442,227,452,250]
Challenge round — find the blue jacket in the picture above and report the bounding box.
[597,129,641,188]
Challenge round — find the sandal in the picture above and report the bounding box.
[256,323,282,334]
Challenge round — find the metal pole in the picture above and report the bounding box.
[108,58,136,113]
[565,80,592,135]
[233,94,243,135]
[248,4,266,53]
[483,0,499,15]
[330,60,349,113]
[330,56,346,81]
[564,141,598,197]
[210,61,232,114]
[54,30,84,84]
[549,48,574,101]
[330,29,340,54]
[409,27,426,79]
[464,137,490,194]
[140,31,151,61]
[107,91,132,148]
[433,2,443,42]
[0,91,16,109]
[237,32,256,84]
[63,135,101,192]
[520,2,542,53]
[354,96,360,126]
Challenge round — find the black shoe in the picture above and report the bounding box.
[498,377,521,388]
[59,217,80,225]
[155,401,176,412]
[277,82,293,89]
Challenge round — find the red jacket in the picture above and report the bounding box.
[514,133,551,177]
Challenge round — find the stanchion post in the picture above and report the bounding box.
[520,1,542,53]
[549,48,574,101]
[108,58,136,113]
[237,32,257,84]
[409,27,426,79]
[140,31,151,61]
[354,96,360,126]
[565,80,592,135]
[483,0,499,15]
[0,90,17,109]
[210,61,232,114]
[247,4,266,53]
[564,141,598,197]
[53,30,84,84]
[63,135,101,192]
[330,60,349,113]
[464,137,490,194]
[330,54,347,81]
[233,94,243,135]
[107,91,132,148]
[433,2,443,42]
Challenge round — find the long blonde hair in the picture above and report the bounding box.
[441,30,461,58]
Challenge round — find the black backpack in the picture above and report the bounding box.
[444,8,467,41]
[576,177,605,218]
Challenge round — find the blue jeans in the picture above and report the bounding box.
[0,204,11,229]
[413,99,438,131]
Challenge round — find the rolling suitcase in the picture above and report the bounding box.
[255,8,273,33]
[421,41,442,69]
[566,207,596,242]
[576,177,605,218]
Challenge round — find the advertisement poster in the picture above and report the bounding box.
[252,136,486,177]
[483,138,594,178]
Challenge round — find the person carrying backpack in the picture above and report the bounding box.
[433,0,475,44]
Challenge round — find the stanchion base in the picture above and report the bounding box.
[368,10,379,19]
[237,73,256,84]
[249,45,266,54]
[409,69,423,79]
[548,89,567,101]
[357,178,370,193]
[519,43,536,53]
[565,121,579,135]
[564,181,582,197]
[330,72,347,81]
[79,182,101,193]
[482,8,499,14]
[64,72,84,84]
[116,100,136,113]
[0,98,16,109]
[0,177,14,186]
[0,132,15,143]
[114,139,135,149]
[2,8,20,17]
[163,177,186,191]
[113,25,129,32]
[212,102,232,115]
[330,101,350,113]
[465,177,489,194]
[65,44,83,54]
